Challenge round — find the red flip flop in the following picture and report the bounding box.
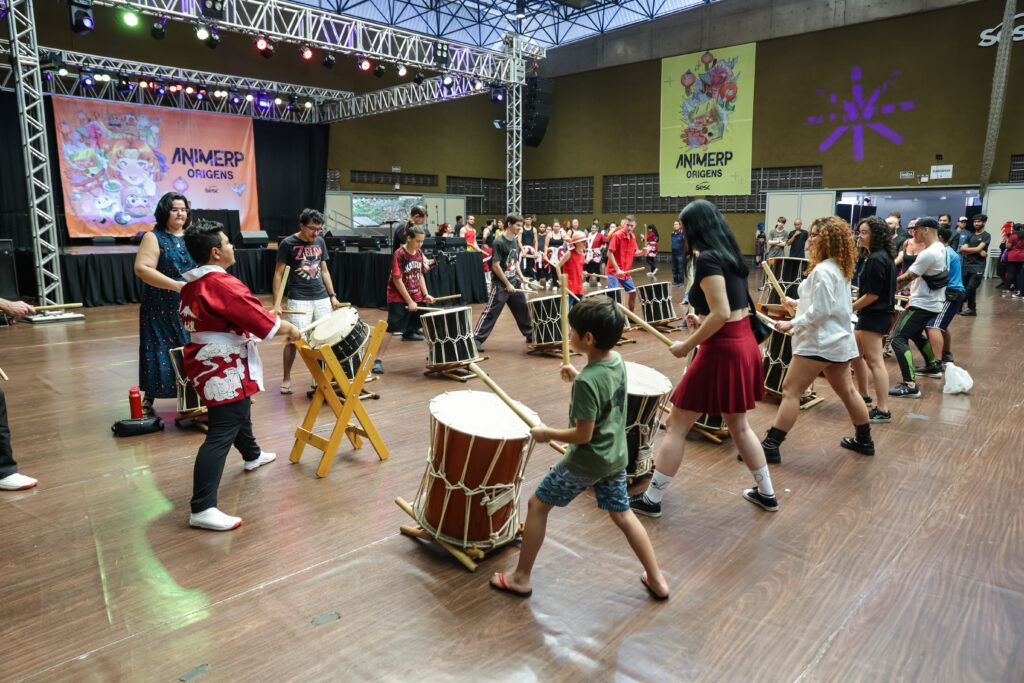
[489,572,532,598]
[641,572,669,601]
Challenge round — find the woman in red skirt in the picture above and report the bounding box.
[630,200,777,517]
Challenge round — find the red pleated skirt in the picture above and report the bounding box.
[671,319,765,414]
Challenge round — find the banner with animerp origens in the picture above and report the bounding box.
[51,96,260,237]
[660,42,756,197]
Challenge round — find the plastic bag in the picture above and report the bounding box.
[942,363,973,394]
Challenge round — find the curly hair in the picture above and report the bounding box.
[806,216,857,280]
[857,215,896,260]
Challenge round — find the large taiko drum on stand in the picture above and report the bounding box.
[624,361,672,479]
[309,308,370,377]
[637,282,675,324]
[585,287,629,333]
[528,294,563,346]
[412,391,538,550]
[761,257,809,302]
[421,306,479,368]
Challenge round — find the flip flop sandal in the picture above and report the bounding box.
[280,384,293,395]
[489,572,532,598]
[641,572,669,601]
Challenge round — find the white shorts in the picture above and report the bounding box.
[286,297,332,337]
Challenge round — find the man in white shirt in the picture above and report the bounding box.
[889,217,947,399]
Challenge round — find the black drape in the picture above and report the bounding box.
[252,119,328,240]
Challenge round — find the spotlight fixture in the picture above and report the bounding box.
[205,32,220,49]
[245,93,254,102]
[185,85,195,95]
[441,74,455,87]
[515,0,526,19]
[304,101,313,109]
[151,20,166,39]
[195,25,210,41]
[300,45,314,61]
[255,36,274,58]
[231,95,241,104]
[322,53,336,68]
[138,80,149,89]
[357,57,371,71]
[492,119,506,130]
[80,71,95,88]
[413,72,425,85]
[288,94,299,108]
[434,41,449,68]
[120,9,139,27]
[200,0,225,21]
[489,84,505,102]
[474,79,486,91]
[39,50,64,73]
[68,0,95,34]
[274,96,283,106]
[117,74,132,94]
[58,67,69,77]
[96,73,111,82]
[374,64,386,78]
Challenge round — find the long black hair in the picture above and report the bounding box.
[153,192,192,232]
[857,215,895,260]
[678,199,748,276]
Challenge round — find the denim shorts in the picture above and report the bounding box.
[534,461,629,511]
[605,274,636,292]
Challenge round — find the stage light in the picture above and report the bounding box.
[288,94,298,108]
[245,93,254,102]
[200,0,225,21]
[139,80,149,89]
[117,74,132,94]
[151,20,166,39]
[69,0,94,35]
[304,101,313,109]
[374,64,386,78]
[205,32,220,49]
[258,95,272,108]
[442,74,455,87]
[357,57,371,72]
[397,64,407,77]
[515,0,526,19]
[434,41,449,68]
[322,53,336,68]
[97,73,111,82]
[185,86,195,95]
[120,9,139,27]
[300,45,314,61]
[231,95,241,104]
[490,84,504,102]
[256,36,274,58]
[80,71,95,87]
[195,25,210,41]
[413,72,425,84]
[196,92,204,100]
[493,119,506,130]
[58,67,69,77]
[274,96,283,106]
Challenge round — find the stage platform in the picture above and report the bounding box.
[57,246,487,308]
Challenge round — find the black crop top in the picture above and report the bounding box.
[688,250,750,315]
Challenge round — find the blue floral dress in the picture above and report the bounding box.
[138,230,195,398]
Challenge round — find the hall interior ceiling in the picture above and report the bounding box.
[294,0,718,49]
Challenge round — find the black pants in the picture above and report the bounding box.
[1006,261,1023,291]
[191,398,261,513]
[473,286,532,343]
[0,388,19,479]
[646,256,656,272]
[891,306,937,383]
[520,257,535,280]
[671,253,685,284]
[963,271,983,310]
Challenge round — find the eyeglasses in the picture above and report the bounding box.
[808,232,820,238]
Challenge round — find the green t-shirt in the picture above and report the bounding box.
[562,352,628,479]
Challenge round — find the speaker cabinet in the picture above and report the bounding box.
[524,77,552,147]
[0,239,18,300]
[236,230,269,248]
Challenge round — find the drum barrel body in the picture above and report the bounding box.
[422,307,476,368]
[169,347,204,412]
[637,282,674,324]
[528,295,563,345]
[623,361,672,478]
[762,328,793,395]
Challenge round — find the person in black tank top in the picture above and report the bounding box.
[520,223,537,280]
[545,225,566,289]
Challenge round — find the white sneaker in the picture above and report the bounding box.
[651,268,658,276]
[243,451,276,471]
[189,507,242,531]
[0,472,38,490]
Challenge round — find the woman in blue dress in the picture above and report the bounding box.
[133,192,195,416]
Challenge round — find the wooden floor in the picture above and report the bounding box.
[2,275,1021,682]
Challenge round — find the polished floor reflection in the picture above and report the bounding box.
[2,279,1021,681]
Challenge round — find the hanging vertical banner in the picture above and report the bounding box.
[660,42,756,197]
[51,96,260,238]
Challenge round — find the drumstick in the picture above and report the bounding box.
[467,362,567,455]
[32,303,83,311]
[615,303,673,347]
[762,264,795,314]
[431,294,462,302]
[756,310,793,336]
[298,315,335,336]
[416,306,443,312]
[272,265,290,312]
[559,274,570,378]
[0,366,7,381]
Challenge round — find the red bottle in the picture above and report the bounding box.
[129,386,143,419]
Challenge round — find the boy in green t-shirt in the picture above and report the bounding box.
[489,296,669,600]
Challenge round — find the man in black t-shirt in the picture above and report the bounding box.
[272,208,341,394]
[959,213,990,316]
[782,218,808,283]
[472,214,533,351]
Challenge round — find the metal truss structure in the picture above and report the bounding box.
[284,0,716,50]
[91,0,545,85]
[321,74,485,120]
[4,0,64,306]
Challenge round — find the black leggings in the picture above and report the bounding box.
[191,398,262,512]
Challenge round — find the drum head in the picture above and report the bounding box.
[309,308,360,347]
[421,306,472,321]
[624,361,672,397]
[429,390,536,440]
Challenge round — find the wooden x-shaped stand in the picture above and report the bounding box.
[289,321,389,477]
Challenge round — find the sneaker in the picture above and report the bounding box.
[243,451,276,471]
[372,359,384,375]
[0,472,38,490]
[914,364,943,379]
[651,268,658,276]
[402,332,425,342]
[628,494,662,518]
[862,395,873,407]
[1012,294,1024,299]
[889,383,921,398]
[941,353,955,364]
[742,487,779,512]
[869,407,892,423]
[840,436,875,456]
[959,309,977,317]
[189,507,242,531]
[474,339,485,353]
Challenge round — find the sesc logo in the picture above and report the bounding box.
[978,12,1024,47]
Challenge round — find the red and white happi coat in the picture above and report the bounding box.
[179,266,281,406]
[585,232,605,264]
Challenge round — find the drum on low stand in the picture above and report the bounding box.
[680,347,730,443]
[527,294,565,356]
[637,282,679,329]
[757,305,823,410]
[624,361,672,481]
[401,391,538,570]
[760,257,810,304]
[584,287,635,343]
[421,306,485,382]
[308,308,378,400]
[168,346,207,431]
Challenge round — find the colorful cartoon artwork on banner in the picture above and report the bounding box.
[660,42,756,197]
[51,96,260,237]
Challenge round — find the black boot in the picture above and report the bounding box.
[738,426,786,464]
[840,423,874,456]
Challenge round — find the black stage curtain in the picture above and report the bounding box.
[59,249,485,308]
[253,120,328,240]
